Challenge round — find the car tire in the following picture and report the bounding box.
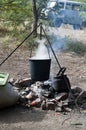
[55,19,62,27]
[73,24,83,30]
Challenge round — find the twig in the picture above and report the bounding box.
[61,114,71,125]
[75,91,84,113]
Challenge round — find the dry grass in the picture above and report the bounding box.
[45,26,86,44]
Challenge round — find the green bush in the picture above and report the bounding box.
[66,39,86,55]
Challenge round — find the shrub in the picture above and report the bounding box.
[66,39,86,55]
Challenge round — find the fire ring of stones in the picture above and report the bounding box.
[10,78,86,112]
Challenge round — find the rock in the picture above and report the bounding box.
[77,91,86,105]
[41,100,46,110]
[81,103,86,110]
[55,107,62,112]
[71,87,82,94]
[25,87,30,93]
[26,91,37,100]
[68,92,75,106]
[41,91,53,98]
[19,95,27,103]
[20,91,27,96]
[15,78,34,88]
[71,87,82,98]
[43,80,51,89]
[55,92,68,102]
[62,107,72,112]
[25,103,31,108]
[46,101,55,110]
[62,100,69,107]
[36,81,44,88]
[57,101,63,107]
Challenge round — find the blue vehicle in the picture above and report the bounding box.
[41,0,86,29]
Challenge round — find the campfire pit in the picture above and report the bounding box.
[13,78,86,112]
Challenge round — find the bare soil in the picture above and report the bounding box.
[0,28,86,130]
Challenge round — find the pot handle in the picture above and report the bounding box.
[57,67,66,76]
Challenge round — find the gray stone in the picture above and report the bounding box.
[77,91,86,105]
[62,107,72,112]
[26,91,37,100]
[81,103,86,110]
[55,92,68,102]
[71,87,82,94]
[25,87,30,93]
[46,101,55,110]
[15,78,34,88]
[41,100,46,110]
[55,107,62,112]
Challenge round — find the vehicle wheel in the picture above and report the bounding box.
[82,21,86,28]
[55,19,62,27]
[73,24,82,30]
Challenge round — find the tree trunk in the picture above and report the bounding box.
[32,0,38,37]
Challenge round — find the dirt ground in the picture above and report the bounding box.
[0,27,86,130]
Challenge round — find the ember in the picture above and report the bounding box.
[10,78,86,112]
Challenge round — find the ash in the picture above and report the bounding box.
[10,78,86,112]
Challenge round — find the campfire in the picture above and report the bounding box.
[13,33,86,112]
[0,23,86,111]
[10,78,86,112]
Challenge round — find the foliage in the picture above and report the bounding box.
[36,0,48,17]
[66,39,86,55]
[0,0,48,47]
[0,0,48,29]
[73,0,86,10]
[0,0,33,29]
[73,0,86,2]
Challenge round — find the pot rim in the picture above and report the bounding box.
[29,58,51,61]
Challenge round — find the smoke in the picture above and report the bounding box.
[32,39,50,59]
[32,35,68,60]
[50,34,68,52]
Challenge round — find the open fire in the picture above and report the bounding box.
[11,78,86,112]
[14,38,85,112]
[0,24,86,112]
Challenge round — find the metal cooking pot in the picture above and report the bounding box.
[29,58,51,81]
[51,74,71,93]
